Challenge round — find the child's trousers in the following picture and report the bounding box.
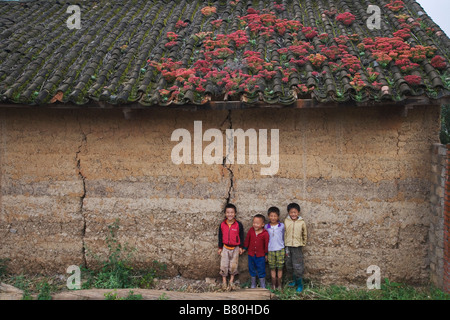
[219,247,240,277]
[248,255,266,278]
[285,246,304,279]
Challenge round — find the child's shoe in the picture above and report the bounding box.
[250,277,257,289]
[296,278,303,293]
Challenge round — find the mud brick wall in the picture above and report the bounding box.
[445,145,450,293]
[429,144,446,289]
[0,104,440,285]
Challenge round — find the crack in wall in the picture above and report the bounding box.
[76,124,88,268]
[222,110,234,209]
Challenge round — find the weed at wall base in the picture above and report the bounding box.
[81,219,167,290]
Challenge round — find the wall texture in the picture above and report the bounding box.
[445,145,450,293]
[429,144,446,289]
[0,104,441,285]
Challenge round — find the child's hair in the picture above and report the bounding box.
[224,203,237,213]
[253,214,266,223]
[267,206,280,216]
[287,202,301,212]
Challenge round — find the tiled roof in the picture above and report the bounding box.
[1,0,450,107]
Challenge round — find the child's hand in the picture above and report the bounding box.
[265,255,268,262]
[218,248,222,255]
[239,248,244,255]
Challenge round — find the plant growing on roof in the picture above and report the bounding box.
[120,44,128,53]
[320,45,342,60]
[349,73,366,92]
[283,41,314,60]
[410,45,436,63]
[371,81,383,90]
[243,51,275,74]
[211,19,223,28]
[165,32,179,48]
[357,43,366,52]
[318,33,329,43]
[341,54,361,74]
[175,20,188,29]
[307,53,327,68]
[302,27,318,40]
[403,75,422,86]
[278,66,297,83]
[227,30,249,48]
[204,69,229,85]
[431,55,447,70]
[205,47,235,60]
[323,9,337,17]
[395,14,410,23]
[385,0,405,12]
[273,2,285,12]
[166,32,178,41]
[335,12,356,26]
[192,31,212,42]
[297,83,314,95]
[149,58,183,82]
[395,58,419,73]
[220,69,247,97]
[366,67,380,82]
[159,89,171,102]
[201,6,217,17]
[328,61,343,73]
[393,28,411,40]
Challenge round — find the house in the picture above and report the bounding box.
[0,0,449,288]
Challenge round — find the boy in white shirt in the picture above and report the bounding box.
[264,207,285,291]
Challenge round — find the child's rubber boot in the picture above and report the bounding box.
[251,277,257,289]
[287,276,296,287]
[296,278,303,293]
[259,278,266,289]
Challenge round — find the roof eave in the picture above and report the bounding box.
[0,96,448,112]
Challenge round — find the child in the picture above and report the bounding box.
[284,202,307,293]
[264,207,285,291]
[243,214,269,289]
[217,203,245,290]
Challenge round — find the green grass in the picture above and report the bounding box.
[81,219,167,290]
[4,275,60,300]
[36,280,53,300]
[274,278,450,300]
[104,289,143,300]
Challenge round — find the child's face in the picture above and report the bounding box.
[225,208,236,221]
[268,212,279,224]
[288,208,300,220]
[253,217,265,231]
